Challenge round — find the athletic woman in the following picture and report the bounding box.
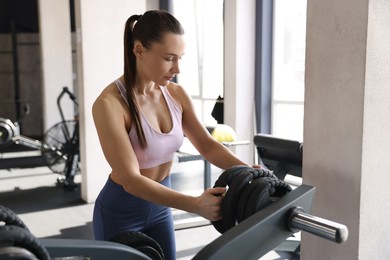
[92,10,254,260]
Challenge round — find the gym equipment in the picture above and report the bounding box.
[254,133,304,252]
[207,124,237,142]
[0,205,50,260]
[194,184,348,260]
[236,176,291,223]
[0,204,28,231]
[211,165,291,233]
[0,225,50,260]
[0,133,348,259]
[0,204,153,260]
[254,133,303,180]
[0,119,19,148]
[0,182,348,260]
[0,87,80,189]
[110,231,165,260]
[199,133,346,259]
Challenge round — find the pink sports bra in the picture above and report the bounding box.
[115,79,184,169]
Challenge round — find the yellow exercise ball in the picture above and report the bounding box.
[210,124,237,142]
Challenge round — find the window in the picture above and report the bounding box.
[271,0,307,141]
[172,0,224,126]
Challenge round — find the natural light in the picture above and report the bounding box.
[173,0,307,142]
[272,0,307,142]
[173,0,224,126]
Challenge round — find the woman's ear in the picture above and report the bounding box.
[133,42,143,57]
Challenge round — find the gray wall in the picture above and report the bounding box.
[302,0,390,258]
[0,33,43,137]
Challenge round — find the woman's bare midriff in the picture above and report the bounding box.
[109,160,174,187]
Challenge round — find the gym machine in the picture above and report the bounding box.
[0,134,348,260]
[0,183,347,260]
[194,183,348,259]
[0,87,80,189]
[195,133,347,259]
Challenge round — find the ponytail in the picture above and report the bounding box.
[123,10,184,149]
[123,14,147,149]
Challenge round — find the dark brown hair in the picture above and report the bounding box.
[123,10,184,149]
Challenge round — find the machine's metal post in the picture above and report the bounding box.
[288,207,348,243]
[13,136,43,150]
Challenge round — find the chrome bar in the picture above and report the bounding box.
[289,207,348,243]
[13,135,43,150]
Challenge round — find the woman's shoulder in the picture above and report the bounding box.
[165,81,188,98]
[94,81,126,112]
[164,82,187,106]
[164,82,196,114]
[96,81,117,100]
[93,80,131,128]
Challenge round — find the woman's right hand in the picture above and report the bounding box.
[194,187,226,221]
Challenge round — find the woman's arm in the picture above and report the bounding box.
[92,88,225,221]
[170,84,249,170]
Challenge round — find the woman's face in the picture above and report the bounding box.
[137,33,185,86]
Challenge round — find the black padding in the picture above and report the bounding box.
[109,231,164,260]
[0,205,29,231]
[0,225,50,260]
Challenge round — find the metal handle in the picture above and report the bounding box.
[288,207,348,243]
[13,135,43,150]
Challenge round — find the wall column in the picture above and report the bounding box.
[302,0,390,259]
[38,0,73,129]
[224,0,256,164]
[74,0,146,202]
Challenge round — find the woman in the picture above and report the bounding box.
[92,10,253,260]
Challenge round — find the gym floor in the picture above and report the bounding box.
[0,159,299,259]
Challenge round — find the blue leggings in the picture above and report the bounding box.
[93,176,176,260]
